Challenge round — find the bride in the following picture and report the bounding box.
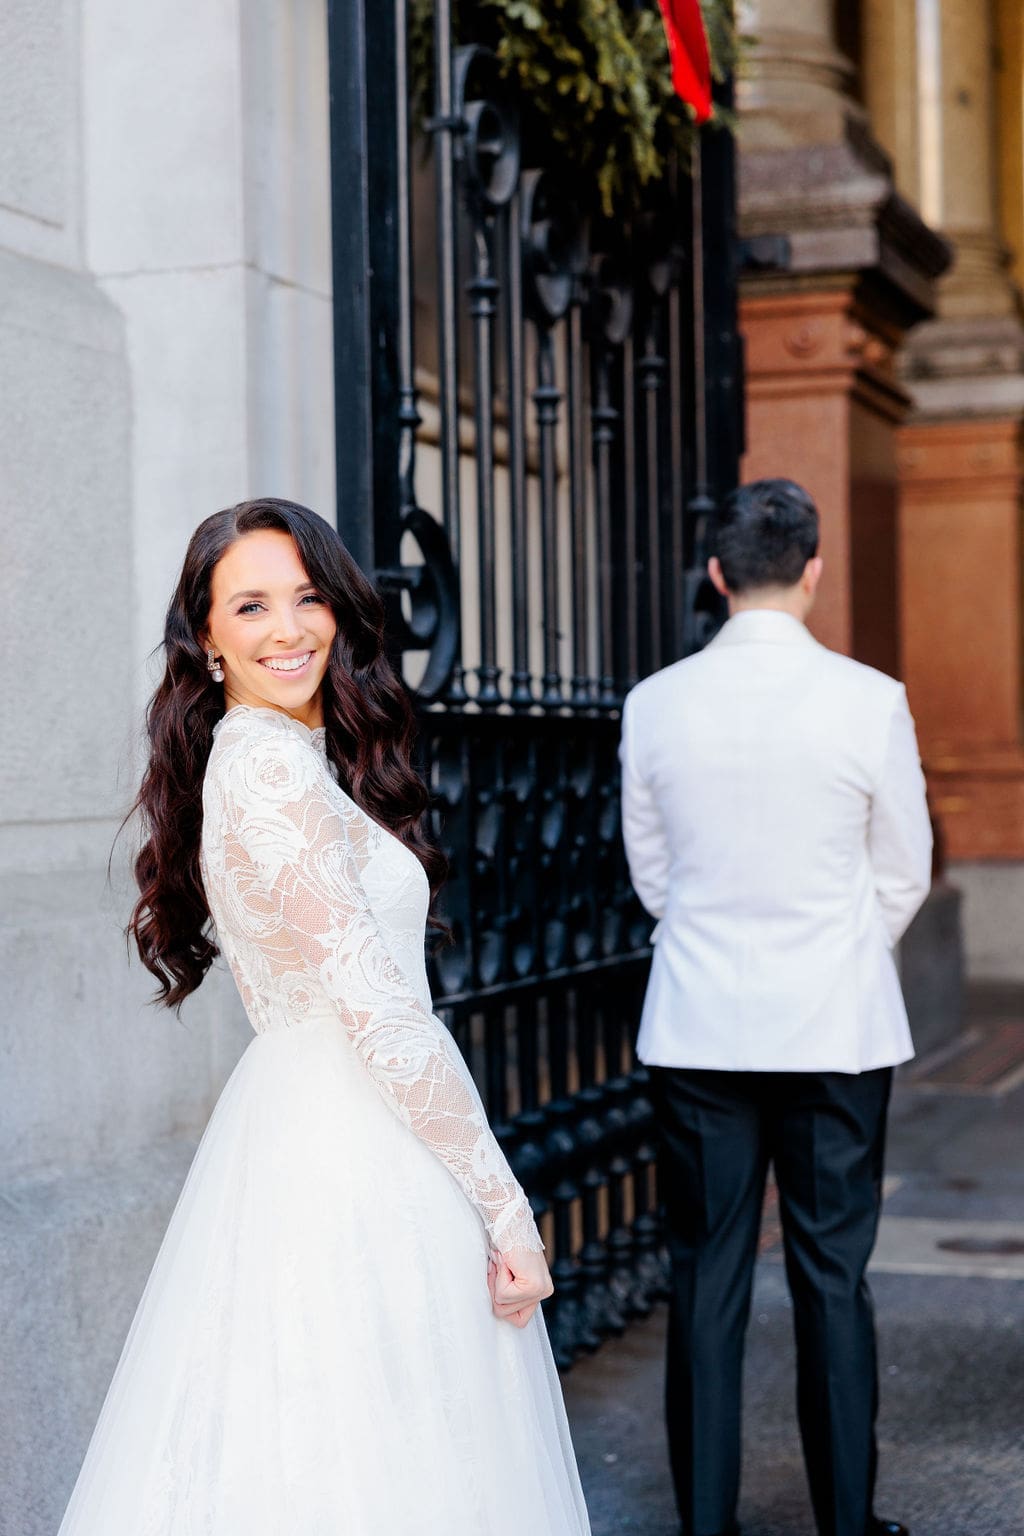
[58,497,590,1535]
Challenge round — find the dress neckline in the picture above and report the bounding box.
[216,704,328,757]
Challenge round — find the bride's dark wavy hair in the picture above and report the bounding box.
[127,497,447,1009]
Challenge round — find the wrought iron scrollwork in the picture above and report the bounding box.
[376,509,460,703]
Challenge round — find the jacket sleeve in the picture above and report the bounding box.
[215,724,542,1255]
[619,691,671,921]
[868,687,933,946]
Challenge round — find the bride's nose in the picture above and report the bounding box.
[270,606,304,646]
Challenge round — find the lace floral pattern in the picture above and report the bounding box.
[201,706,542,1256]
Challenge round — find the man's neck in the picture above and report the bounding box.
[727,590,809,623]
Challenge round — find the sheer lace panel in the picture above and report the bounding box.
[205,711,542,1255]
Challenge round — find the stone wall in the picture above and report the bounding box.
[0,5,333,1531]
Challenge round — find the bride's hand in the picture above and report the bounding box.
[488,1248,554,1328]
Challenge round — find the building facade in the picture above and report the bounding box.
[737,0,1024,979]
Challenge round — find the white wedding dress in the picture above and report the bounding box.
[59,705,590,1536]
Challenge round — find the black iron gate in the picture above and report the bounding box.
[327,0,741,1368]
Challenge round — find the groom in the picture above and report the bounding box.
[619,479,932,1536]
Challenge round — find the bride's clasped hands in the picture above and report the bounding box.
[488,1248,555,1328]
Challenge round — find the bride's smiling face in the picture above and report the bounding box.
[203,529,338,728]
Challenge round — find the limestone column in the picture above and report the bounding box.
[881,0,1024,886]
[736,0,860,148]
[860,0,921,208]
[995,0,1024,291]
[736,0,949,669]
[914,0,1017,321]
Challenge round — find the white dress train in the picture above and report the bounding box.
[58,705,590,1536]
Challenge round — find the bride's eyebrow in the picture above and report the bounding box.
[226,583,318,604]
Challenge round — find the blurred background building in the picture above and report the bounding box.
[0,4,1020,1532]
[738,0,1024,981]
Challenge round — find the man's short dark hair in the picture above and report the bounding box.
[712,479,819,593]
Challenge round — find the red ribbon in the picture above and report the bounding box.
[657,0,713,124]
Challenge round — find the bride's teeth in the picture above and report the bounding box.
[263,653,312,672]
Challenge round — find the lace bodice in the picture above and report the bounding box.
[200,706,541,1256]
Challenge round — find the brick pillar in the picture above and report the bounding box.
[741,288,910,672]
[898,420,1024,859]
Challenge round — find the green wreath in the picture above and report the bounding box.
[410,0,738,218]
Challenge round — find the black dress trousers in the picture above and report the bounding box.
[646,1065,893,1536]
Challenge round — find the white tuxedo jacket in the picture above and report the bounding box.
[620,610,933,1074]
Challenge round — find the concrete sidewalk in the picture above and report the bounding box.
[563,989,1024,1536]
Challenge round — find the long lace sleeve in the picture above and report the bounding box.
[212,719,542,1255]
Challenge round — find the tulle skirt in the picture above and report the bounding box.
[58,1018,590,1535]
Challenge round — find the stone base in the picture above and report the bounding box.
[899,881,965,1058]
[0,1140,198,1536]
[947,861,1024,982]
[902,314,1024,418]
[740,284,909,670]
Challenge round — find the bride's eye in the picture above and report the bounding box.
[237,601,264,615]
[300,593,324,605]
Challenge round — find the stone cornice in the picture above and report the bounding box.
[738,116,952,326]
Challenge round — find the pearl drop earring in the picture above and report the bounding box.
[207,648,225,684]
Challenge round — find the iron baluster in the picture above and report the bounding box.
[602,993,644,1320]
[504,190,533,709]
[521,171,586,709]
[428,0,467,702]
[630,1065,671,1304]
[621,328,640,691]
[590,343,618,710]
[637,212,675,677]
[533,330,564,709]
[588,258,631,709]
[544,987,589,1365]
[456,48,520,708]
[394,0,419,531]
[666,155,691,663]
[567,285,593,705]
[469,233,502,707]
[485,1006,511,1138]
[639,326,666,678]
[576,984,627,1342]
[682,132,728,656]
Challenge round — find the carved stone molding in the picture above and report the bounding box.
[743,289,909,422]
[739,122,952,328]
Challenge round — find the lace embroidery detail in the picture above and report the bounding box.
[201,707,541,1255]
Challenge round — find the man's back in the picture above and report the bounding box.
[620,610,933,1073]
[631,480,926,1536]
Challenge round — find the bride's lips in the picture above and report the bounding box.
[258,650,315,678]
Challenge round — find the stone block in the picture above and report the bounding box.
[899,880,965,1058]
[240,0,332,295]
[245,268,336,513]
[0,248,131,824]
[0,0,71,231]
[946,861,1024,983]
[0,863,250,1182]
[0,1141,197,1536]
[82,0,244,273]
[100,264,250,682]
